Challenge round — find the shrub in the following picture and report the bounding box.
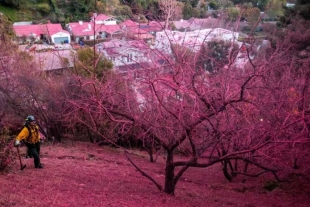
[0,129,14,172]
[263,180,279,191]
[36,3,51,15]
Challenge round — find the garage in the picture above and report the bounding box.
[51,31,71,44]
[53,37,69,44]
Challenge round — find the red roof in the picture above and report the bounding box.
[120,20,138,27]
[68,22,95,36]
[139,21,163,32]
[147,21,164,31]
[97,24,122,34]
[13,23,68,37]
[95,14,111,21]
[127,27,149,35]
[69,22,122,36]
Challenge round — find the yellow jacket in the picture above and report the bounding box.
[16,125,40,144]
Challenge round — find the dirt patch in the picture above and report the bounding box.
[1,141,309,207]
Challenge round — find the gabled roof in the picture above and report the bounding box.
[96,39,149,56]
[34,50,74,71]
[173,18,221,31]
[96,14,110,21]
[120,20,138,27]
[90,14,117,23]
[129,27,149,35]
[188,17,220,29]
[139,21,164,32]
[68,22,122,36]
[172,20,191,29]
[68,22,95,36]
[95,14,113,21]
[120,20,164,34]
[13,23,68,37]
[149,21,165,30]
[96,24,122,35]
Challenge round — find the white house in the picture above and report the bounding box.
[67,21,123,43]
[33,50,75,72]
[90,14,117,25]
[13,23,70,44]
[96,39,150,67]
[154,28,239,53]
[96,39,167,79]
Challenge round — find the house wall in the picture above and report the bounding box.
[96,32,107,39]
[155,29,240,53]
[106,49,150,67]
[16,35,40,44]
[75,35,95,42]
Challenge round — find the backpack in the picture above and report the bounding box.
[21,124,33,158]
[21,124,37,143]
[20,122,41,144]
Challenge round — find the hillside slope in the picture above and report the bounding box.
[0,142,309,207]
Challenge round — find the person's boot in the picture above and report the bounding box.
[35,163,44,169]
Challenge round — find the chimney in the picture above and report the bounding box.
[79,21,83,25]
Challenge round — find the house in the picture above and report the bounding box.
[96,39,150,67]
[98,24,123,39]
[120,20,163,43]
[120,20,150,40]
[119,20,139,38]
[129,27,154,41]
[13,23,70,44]
[172,18,223,31]
[33,50,75,74]
[96,39,166,78]
[67,21,123,42]
[138,21,164,36]
[187,18,224,30]
[155,28,240,53]
[119,20,138,28]
[171,19,191,31]
[90,14,117,25]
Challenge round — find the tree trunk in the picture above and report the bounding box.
[164,150,175,195]
[146,149,154,162]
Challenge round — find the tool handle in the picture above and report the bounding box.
[16,147,23,165]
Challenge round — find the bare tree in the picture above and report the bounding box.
[62,21,310,195]
[158,0,179,29]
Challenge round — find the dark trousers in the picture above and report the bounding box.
[26,142,41,167]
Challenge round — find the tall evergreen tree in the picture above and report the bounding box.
[279,0,310,26]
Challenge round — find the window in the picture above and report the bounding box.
[134,71,142,79]
[127,54,133,62]
[175,90,183,100]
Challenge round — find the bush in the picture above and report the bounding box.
[263,180,279,191]
[36,3,51,15]
[0,129,14,172]
[114,5,133,18]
